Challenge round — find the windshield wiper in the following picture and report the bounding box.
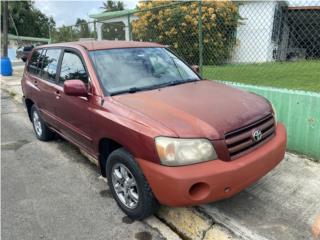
[110,87,147,96]
[155,78,199,88]
[110,79,199,96]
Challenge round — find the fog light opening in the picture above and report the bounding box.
[189,182,210,201]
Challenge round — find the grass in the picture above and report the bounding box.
[203,60,320,92]
[9,91,16,97]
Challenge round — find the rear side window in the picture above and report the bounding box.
[59,51,88,84]
[27,49,42,75]
[42,49,61,82]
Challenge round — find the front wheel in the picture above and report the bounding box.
[106,148,159,220]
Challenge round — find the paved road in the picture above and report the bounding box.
[1,91,164,240]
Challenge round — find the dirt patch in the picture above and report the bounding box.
[1,140,30,151]
[135,231,152,240]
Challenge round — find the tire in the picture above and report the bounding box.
[31,105,54,141]
[106,148,159,220]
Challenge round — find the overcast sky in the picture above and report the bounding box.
[34,0,139,27]
[34,0,320,28]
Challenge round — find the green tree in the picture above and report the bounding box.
[100,0,124,12]
[51,25,78,43]
[75,18,90,38]
[132,1,240,65]
[52,19,96,43]
[0,1,55,38]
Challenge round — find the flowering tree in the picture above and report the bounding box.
[132,1,240,65]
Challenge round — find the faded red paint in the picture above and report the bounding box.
[63,80,87,96]
[113,80,271,139]
[21,41,287,206]
[39,40,164,51]
[137,124,286,206]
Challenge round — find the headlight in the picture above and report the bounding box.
[155,137,217,166]
[271,103,278,124]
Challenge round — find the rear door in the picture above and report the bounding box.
[24,49,44,106]
[55,49,93,151]
[36,48,62,128]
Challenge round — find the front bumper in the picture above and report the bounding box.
[136,123,287,206]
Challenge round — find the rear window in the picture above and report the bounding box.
[27,49,42,75]
[23,45,34,51]
[41,49,61,82]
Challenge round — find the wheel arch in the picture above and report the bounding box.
[98,137,123,177]
[25,98,34,122]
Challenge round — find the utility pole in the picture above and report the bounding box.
[198,0,203,75]
[49,24,52,43]
[3,0,9,57]
[1,0,13,76]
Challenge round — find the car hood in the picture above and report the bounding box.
[112,80,272,139]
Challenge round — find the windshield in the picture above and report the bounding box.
[89,47,200,95]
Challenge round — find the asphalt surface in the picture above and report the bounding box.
[1,91,164,240]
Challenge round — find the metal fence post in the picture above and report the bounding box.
[48,25,52,43]
[2,0,9,57]
[198,0,203,74]
[93,20,97,40]
[128,14,132,41]
[70,26,73,41]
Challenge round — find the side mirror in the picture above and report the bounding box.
[191,65,200,73]
[63,80,87,97]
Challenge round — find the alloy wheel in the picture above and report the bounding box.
[111,163,139,209]
[33,111,42,137]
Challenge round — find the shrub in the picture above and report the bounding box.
[132,1,240,65]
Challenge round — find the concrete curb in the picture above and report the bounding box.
[144,216,182,240]
[157,207,235,240]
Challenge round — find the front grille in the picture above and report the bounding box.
[225,114,276,160]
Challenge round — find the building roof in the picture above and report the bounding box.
[288,6,320,10]
[89,2,184,21]
[39,40,165,51]
[89,9,138,21]
[8,34,50,43]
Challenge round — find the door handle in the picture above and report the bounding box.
[55,90,61,99]
[34,80,38,86]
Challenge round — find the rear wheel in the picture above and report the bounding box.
[106,148,159,220]
[31,105,54,141]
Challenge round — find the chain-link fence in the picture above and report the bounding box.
[52,1,320,92]
[50,21,96,43]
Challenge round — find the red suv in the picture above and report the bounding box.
[21,41,286,220]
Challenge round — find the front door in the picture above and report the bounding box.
[55,49,93,152]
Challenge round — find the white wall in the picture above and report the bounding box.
[95,15,138,41]
[232,1,278,63]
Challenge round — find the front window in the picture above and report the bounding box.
[59,51,88,84]
[89,48,200,95]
